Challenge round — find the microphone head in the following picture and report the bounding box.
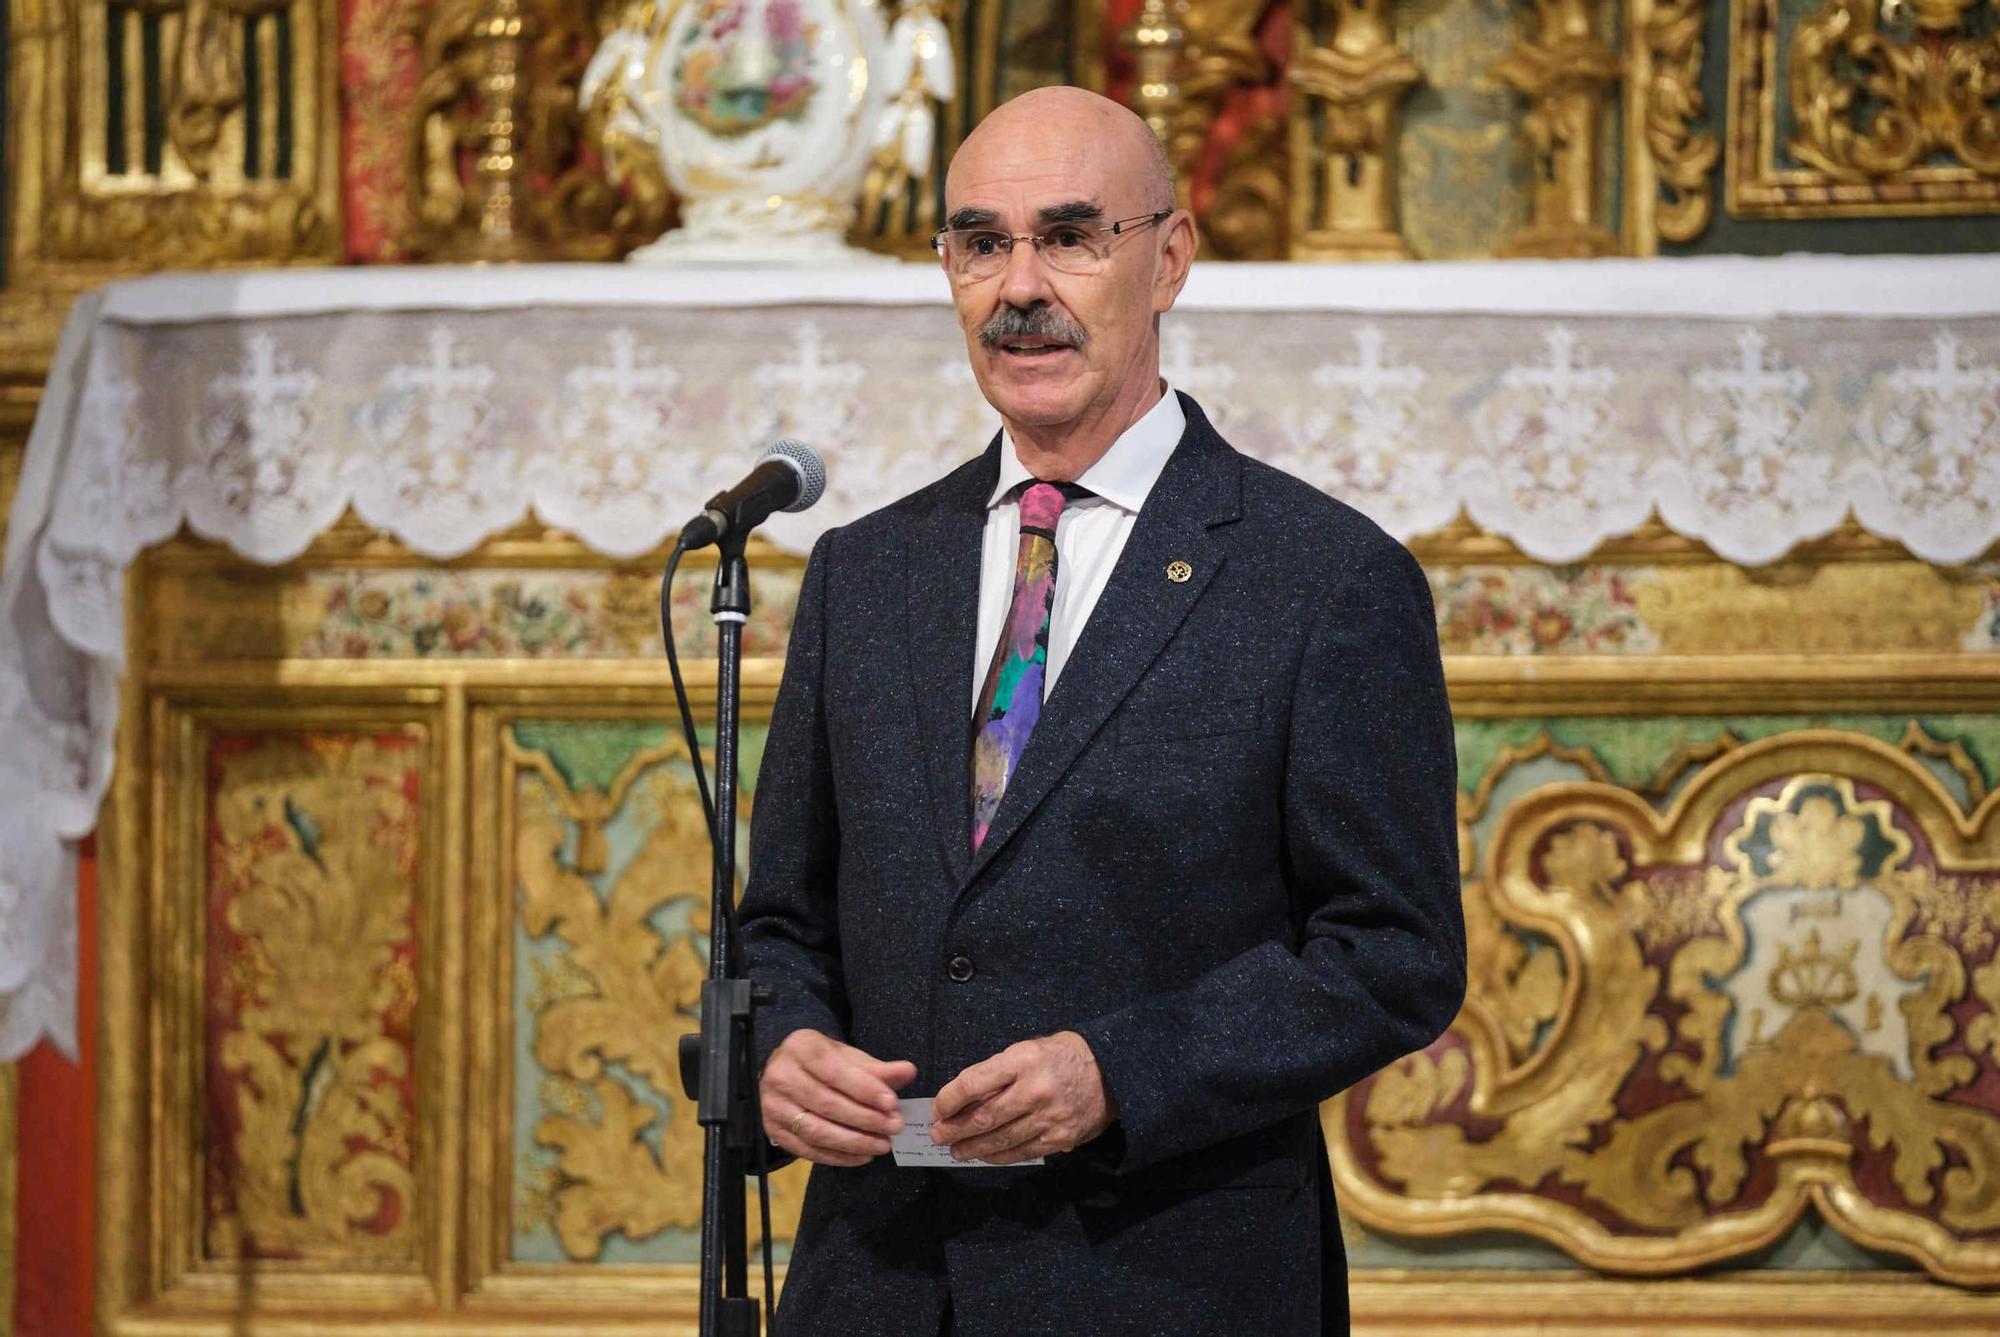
[760,438,826,513]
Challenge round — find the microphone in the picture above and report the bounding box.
[679,439,826,550]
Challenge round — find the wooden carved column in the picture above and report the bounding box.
[1493,0,1622,257]
[1288,0,1422,260]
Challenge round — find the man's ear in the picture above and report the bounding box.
[1152,208,1198,315]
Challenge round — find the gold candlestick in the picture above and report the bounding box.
[1123,0,1191,144]
[458,0,534,261]
[1122,0,1195,207]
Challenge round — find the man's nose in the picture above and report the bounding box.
[996,236,1056,309]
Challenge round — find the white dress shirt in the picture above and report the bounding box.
[970,385,1186,716]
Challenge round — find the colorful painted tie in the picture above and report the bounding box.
[970,481,1074,851]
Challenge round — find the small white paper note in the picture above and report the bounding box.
[891,1098,1044,1168]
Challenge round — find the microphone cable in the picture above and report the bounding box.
[660,539,719,889]
[660,538,778,1333]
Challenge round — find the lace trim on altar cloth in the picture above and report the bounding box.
[4,274,1999,1059]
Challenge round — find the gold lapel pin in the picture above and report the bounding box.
[1166,560,1193,584]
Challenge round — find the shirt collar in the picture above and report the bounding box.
[989,383,1186,514]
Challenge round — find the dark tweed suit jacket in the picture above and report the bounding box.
[739,393,1464,1337]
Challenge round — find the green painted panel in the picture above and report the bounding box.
[507,716,786,1268]
[1458,714,2000,798]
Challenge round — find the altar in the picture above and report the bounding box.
[6,255,2000,1332]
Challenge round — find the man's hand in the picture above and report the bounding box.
[930,1031,1115,1165]
[761,1030,917,1167]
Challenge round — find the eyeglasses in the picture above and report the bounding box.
[931,210,1173,281]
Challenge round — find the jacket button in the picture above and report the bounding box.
[946,955,975,983]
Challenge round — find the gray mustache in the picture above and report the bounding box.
[979,306,1089,349]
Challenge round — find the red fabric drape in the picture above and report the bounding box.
[13,840,96,1337]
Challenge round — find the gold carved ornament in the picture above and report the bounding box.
[1491,0,1622,257]
[407,0,541,259]
[1789,0,2000,179]
[1288,0,1423,261]
[528,0,675,254]
[49,0,337,263]
[1179,0,1288,259]
[1202,111,1292,260]
[508,733,805,1259]
[1123,0,1292,259]
[118,0,291,182]
[1635,0,1718,244]
[1329,730,2000,1284]
[574,0,678,252]
[1727,0,2000,214]
[408,0,670,260]
[206,735,420,1261]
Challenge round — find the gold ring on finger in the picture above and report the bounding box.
[789,1109,809,1136]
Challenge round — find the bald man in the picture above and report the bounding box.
[738,87,1464,1336]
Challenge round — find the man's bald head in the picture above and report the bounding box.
[937,85,1196,476]
[946,87,1175,214]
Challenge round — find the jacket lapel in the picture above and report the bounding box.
[961,395,1244,887]
[907,437,1001,885]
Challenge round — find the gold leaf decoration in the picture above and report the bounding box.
[1368,1048,1472,1126]
[204,733,421,1262]
[1330,732,2000,1284]
[508,733,807,1262]
[1900,720,1990,808]
[1490,0,1622,257]
[1640,0,1717,242]
[1542,820,1628,900]
[1789,0,2000,181]
[1758,794,1867,889]
[1729,0,2000,216]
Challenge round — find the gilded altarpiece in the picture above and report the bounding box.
[100,530,818,1332]
[0,1,1987,1332]
[79,518,2000,1334]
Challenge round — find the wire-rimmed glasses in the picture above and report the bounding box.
[931,210,1173,281]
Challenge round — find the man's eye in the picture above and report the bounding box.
[967,233,1005,256]
[1045,228,1089,249]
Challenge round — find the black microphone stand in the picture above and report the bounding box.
[682,527,769,1337]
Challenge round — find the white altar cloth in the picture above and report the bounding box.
[4,254,2000,1058]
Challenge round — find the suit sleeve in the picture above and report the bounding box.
[1072,536,1465,1172]
[740,530,850,1077]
